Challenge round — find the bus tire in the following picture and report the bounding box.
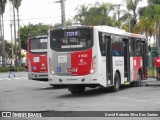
[68,85,85,94]
[50,85,62,88]
[110,72,120,92]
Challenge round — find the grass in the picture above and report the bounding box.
[148,66,156,77]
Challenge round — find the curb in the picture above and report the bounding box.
[144,83,160,87]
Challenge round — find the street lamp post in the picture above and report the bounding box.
[55,0,66,27]
[11,0,17,65]
[10,23,14,61]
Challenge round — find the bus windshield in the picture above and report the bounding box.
[30,37,47,53]
[50,28,93,51]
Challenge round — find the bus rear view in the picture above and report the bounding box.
[27,35,48,80]
[48,26,96,92]
[48,25,148,93]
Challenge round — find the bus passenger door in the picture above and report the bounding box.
[142,41,147,78]
[123,39,130,82]
[105,36,113,85]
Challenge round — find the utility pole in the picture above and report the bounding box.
[113,4,123,28]
[55,0,66,27]
[10,23,14,61]
[12,0,17,66]
[0,1,6,67]
[9,0,14,64]
[17,6,21,66]
[61,0,66,26]
[1,14,5,67]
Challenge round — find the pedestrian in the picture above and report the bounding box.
[8,60,16,78]
[24,63,28,72]
[154,54,160,81]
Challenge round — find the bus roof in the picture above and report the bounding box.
[51,25,146,39]
[29,35,47,39]
[94,26,146,39]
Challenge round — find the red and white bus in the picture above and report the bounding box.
[48,25,148,93]
[27,35,48,80]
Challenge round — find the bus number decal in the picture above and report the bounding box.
[115,60,123,66]
[78,54,88,58]
[33,57,40,62]
[40,39,47,43]
[58,55,67,63]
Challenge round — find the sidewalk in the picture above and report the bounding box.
[142,77,160,87]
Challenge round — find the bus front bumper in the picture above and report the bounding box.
[48,74,100,86]
[28,72,48,79]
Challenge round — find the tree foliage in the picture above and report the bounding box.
[74,3,116,26]
[0,0,7,15]
[20,23,52,50]
[13,0,22,9]
[5,41,12,58]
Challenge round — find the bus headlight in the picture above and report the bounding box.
[51,70,54,74]
[90,56,96,74]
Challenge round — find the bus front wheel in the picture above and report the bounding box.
[110,72,120,92]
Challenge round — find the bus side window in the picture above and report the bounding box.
[112,36,122,56]
[99,32,106,56]
[135,39,141,56]
[129,38,135,56]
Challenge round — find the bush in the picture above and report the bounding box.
[148,66,156,77]
[0,66,25,72]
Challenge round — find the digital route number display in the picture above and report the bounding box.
[65,31,80,37]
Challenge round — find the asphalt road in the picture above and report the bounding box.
[0,72,160,120]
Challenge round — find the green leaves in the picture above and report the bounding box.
[20,23,52,50]
[74,3,116,26]
[0,0,7,15]
[13,0,22,9]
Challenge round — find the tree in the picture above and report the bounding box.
[147,0,160,54]
[20,23,52,50]
[5,41,12,59]
[120,0,142,32]
[74,3,116,26]
[134,16,155,43]
[74,4,89,24]
[12,0,22,65]
[134,5,156,45]
[137,0,160,53]
[0,0,7,67]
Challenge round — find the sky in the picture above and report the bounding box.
[3,0,147,41]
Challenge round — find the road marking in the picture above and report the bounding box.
[4,78,12,80]
[0,77,28,81]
